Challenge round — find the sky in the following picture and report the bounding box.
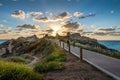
[0,0,120,40]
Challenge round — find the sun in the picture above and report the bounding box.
[52,27,60,36]
[51,25,61,36]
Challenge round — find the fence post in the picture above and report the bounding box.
[80,48,83,61]
[59,41,61,46]
[63,42,64,49]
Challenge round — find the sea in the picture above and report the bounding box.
[98,40,120,51]
[0,40,7,44]
[0,40,120,51]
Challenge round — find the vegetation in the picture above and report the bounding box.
[0,60,44,80]
[34,40,66,73]
[6,56,26,63]
[0,37,66,79]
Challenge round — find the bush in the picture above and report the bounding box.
[0,60,44,80]
[46,61,63,70]
[34,61,63,72]
[21,54,34,61]
[46,52,66,62]
[33,39,66,73]
[6,56,26,64]
[34,61,47,72]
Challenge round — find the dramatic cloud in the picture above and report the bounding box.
[33,16,49,22]
[62,21,83,31]
[26,11,42,17]
[0,3,3,6]
[11,10,25,19]
[0,24,3,27]
[74,12,83,17]
[54,12,71,20]
[16,24,40,30]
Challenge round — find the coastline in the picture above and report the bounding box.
[98,40,120,51]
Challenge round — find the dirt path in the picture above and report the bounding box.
[29,56,39,65]
[44,53,114,80]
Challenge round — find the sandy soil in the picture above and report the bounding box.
[43,53,114,80]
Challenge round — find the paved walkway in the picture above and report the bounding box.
[55,40,120,80]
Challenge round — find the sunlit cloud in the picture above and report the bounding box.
[54,12,71,21]
[74,11,83,17]
[0,27,12,34]
[11,10,25,19]
[26,11,43,18]
[16,24,40,30]
[91,24,97,29]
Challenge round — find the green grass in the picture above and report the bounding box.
[0,60,44,80]
[6,56,26,64]
[34,40,66,73]
[34,61,63,72]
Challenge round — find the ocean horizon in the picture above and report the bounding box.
[98,40,120,51]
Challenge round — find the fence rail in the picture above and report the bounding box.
[55,39,120,80]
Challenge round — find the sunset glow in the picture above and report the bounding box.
[0,0,120,40]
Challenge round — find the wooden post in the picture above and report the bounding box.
[59,41,61,46]
[63,42,64,49]
[80,48,83,61]
[68,44,70,53]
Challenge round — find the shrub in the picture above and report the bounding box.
[0,60,44,80]
[21,54,34,60]
[34,61,47,72]
[46,61,63,70]
[34,61,63,72]
[33,39,66,73]
[46,52,66,62]
[6,56,26,64]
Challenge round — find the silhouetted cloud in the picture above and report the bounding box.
[45,29,53,33]
[62,21,83,30]
[92,32,108,36]
[79,13,96,19]
[74,11,83,17]
[16,24,40,30]
[54,12,71,20]
[33,16,49,22]
[98,28,115,32]
[11,10,25,19]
